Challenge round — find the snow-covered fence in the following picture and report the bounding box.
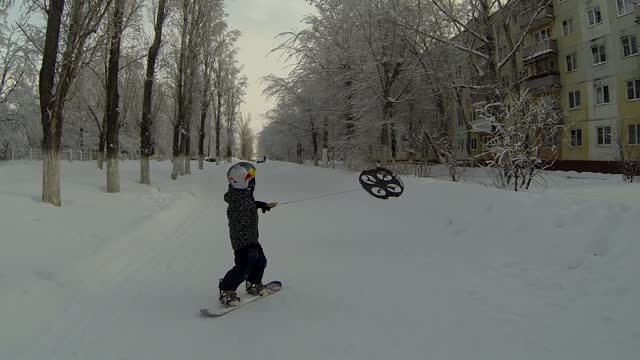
[0,148,143,161]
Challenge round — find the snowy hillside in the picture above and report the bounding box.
[0,160,638,360]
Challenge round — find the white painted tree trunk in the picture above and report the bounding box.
[198,154,204,170]
[42,151,61,206]
[106,157,120,193]
[381,144,389,166]
[322,148,328,168]
[171,156,179,180]
[140,156,150,185]
[178,153,185,176]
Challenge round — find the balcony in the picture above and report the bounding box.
[521,5,554,28]
[523,72,561,93]
[522,39,558,60]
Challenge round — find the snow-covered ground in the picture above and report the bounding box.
[0,160,638,360]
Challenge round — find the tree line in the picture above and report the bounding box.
[0,0,254,205]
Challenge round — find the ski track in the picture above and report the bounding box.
[6,187,211,360]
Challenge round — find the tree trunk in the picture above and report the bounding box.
[184,128,191,174]
[179,133,186,176]
[140,0,167,185]
[198,61,209,170]
[215,92,222,165]
[226,126,232,161]
[173,0,189,177]
[97,113,107,169]
[105,0,123,193]
[39,0,65,206]
[311,118,319,166]
[380,100,392,166]
[42,109,63,206]
[391,122,397,161]
[171,124,180,180]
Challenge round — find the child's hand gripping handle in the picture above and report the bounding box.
[256,201,278,213]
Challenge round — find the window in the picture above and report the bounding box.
[569,90,581,109]
[472,107,483,122]
[595,85,610,105]
[628,79,640,100]
[470,138,478,151]
[458,139,465,150]
[535,28,551,42]
[570,128,583,147]
[617,0,635,16]
[482,136,491,150]
[622,35,639,57]
[597,126,611,145]
[588,6,603,26]
[629,124,640,145]
[591,44,607,65]
[457,108,463,126]
[562,18,575,36]
[566,52,578,71]
[530,58,553,76]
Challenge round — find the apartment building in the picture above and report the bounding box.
[442,0,640,170]
[554,0,640,167]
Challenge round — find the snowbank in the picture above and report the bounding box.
[0,160,638,359]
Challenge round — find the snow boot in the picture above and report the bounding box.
[246,281,268,296]
[219,290,241,307]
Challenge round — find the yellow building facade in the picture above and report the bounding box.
[555,0,640,163]
[445,0,640,168]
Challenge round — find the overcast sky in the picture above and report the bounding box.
[226,0,314,134]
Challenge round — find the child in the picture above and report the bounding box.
[219,161,276,307]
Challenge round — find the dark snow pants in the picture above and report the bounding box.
[219,242,267,291]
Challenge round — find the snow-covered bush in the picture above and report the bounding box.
[476,90,564,191]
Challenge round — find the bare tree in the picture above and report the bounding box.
[211,29,240,165]
[197,1,225,169]
[0,25,28,106]
[237,112,254,160]
[105,0,124,193]
[224,70,247,162]
[140,0,168,184]
[37,0,111,206]
[171,0,215,178]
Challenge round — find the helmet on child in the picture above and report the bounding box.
[227,161,256,190]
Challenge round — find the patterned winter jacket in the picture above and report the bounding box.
[224,188,269,250]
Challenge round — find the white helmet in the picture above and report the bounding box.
[227,162,256,190]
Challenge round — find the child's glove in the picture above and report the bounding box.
[256,201,277,213]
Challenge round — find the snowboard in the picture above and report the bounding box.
[200,281,282,318]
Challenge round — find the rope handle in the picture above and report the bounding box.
[277,188,362,206]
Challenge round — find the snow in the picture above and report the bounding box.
[523,48,556,60]
[1,160,639,360]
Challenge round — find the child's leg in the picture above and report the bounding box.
[246,242,267,285]
[219,248,251,291]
